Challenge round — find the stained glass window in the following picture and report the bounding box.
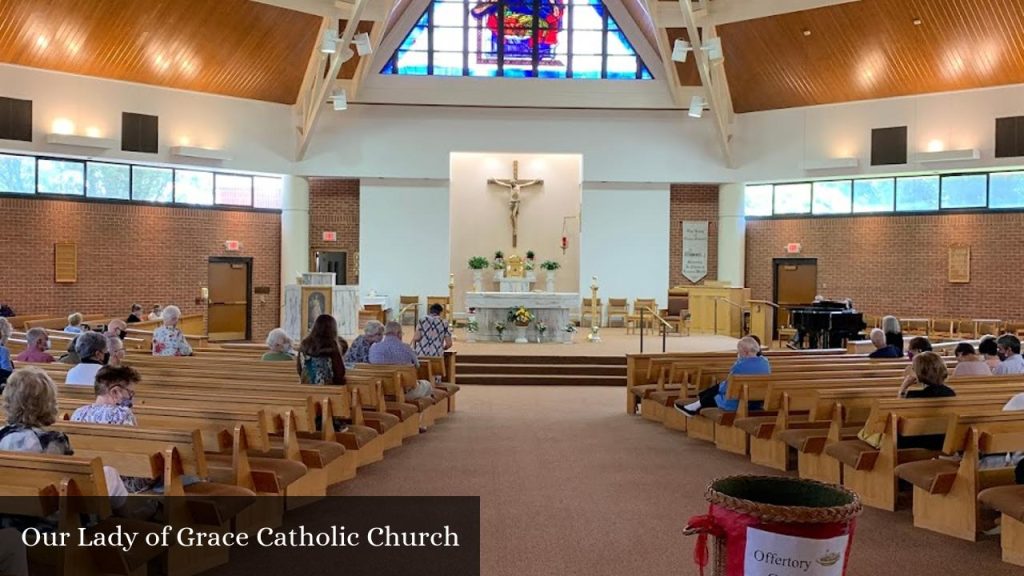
[382,0,652,79]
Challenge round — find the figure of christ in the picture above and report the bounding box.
[488,160,543,248]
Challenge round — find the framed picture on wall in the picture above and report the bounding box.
[948,245,970,284]
[300,286,333,335]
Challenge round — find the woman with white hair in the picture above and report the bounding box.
[344,320,384,365]
[262,328,295,361]
[0,317,13,384]
[152,305,193,357]
[64,312,84,334]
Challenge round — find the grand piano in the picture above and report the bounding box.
[788,300,866,349]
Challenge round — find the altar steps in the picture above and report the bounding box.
[457,355,626,386]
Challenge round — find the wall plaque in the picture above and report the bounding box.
[948,244,970,284]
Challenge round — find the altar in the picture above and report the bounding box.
[466,292,578,343]
[493,270,536,293]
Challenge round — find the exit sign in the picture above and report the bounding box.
[322,231,337,242]
[224,240,241,252]
[786,243,802,254]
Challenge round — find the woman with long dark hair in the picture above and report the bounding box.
[297,314,345,386]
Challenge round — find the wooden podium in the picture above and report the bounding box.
[748,300,778,345]
[688,285,751,338]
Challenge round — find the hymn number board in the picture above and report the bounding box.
[54,242,77,283]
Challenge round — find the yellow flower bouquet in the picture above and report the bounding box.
[507,306,535,326]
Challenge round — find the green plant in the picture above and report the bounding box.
[540,260,561,271]
[468,256,489,270]
[494,250,504,259]
[526,250,535,260]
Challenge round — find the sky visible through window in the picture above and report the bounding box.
[382,0,652,79]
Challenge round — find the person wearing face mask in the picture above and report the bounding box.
[65,332,108,386]
[14,328,55,364]
[993,334,1024,375]
[104,319,128,342]
[69,365,154,493]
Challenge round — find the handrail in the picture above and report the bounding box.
[748,299,780,309]
[716,297,747,311]
[638,306,673,353]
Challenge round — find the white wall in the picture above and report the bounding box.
[358,180,451,311]
[0,64,294,175]
[579,184,670,312]
[449,153,581,312]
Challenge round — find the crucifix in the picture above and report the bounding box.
[488,160,543,248]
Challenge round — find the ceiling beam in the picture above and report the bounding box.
[296,0,371,160]
[675,0,733,166]
[646,2,685,107]
[250,0,338,17]
[654,0,862,27]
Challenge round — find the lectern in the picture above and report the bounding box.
[687,284,750,338]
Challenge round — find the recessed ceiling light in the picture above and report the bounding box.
[802,29,812,37]
[913,17,922,26]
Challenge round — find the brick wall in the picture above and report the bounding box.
[669,184,719,287]
[0,196,281,339]
[746,212,1024,319]
[308,178,359,284]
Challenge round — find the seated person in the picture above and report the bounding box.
[980,335,1001,371]
[0,367,128,504]
[674,337,770,416]
[105,319,128,341]
[106,336,126,368]
[152,306,193,357]
[297,315,345,385]
[345,321,383,365]
[126,303,143,324]
[64,312,84,334]
[867,328,901,358]
[952,342,992,378]
[66,332,108,386]
[859,351,954,450]
[899,351,955,398]
[412,304,453,357]
[71,366,154,493]
[148,304,162,321]
[262,328,295,361]
[746,334,763,356]
[369,321,434,431]
[881,315,904,356]
[0,318,13,384]
[338,336,349,356]
[994,334,1024,375]
[899,336,933,388]
[14,327,54,364]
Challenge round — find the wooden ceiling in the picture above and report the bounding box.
[665,28,702,86]
[0,0,321,104]
[718,0,1024,113]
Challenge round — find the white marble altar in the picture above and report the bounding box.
[283,284,360,340]
[301,272,336,286]
[466,292,579,343]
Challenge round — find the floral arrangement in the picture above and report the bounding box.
[536,321,547,335]
[493,250,505,270]
[468,256,489,270]
[494,321,506,340]
[563,323,577,333]
[467,318,479,333]
[507,306,535,326]
[526,250,535,260]
[540,260,561,271]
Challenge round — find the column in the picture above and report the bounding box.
[281,175,310,324]
[718,183,746,287]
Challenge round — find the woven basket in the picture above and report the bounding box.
[687,475,862,576]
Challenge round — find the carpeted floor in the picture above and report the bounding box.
[331,385,1018,575]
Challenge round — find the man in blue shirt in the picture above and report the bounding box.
[867,328,902,359]
[675,336,770,416]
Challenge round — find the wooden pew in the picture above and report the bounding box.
[825,395,1021,510]
[978,483,1024,566]
[894,412,1024,541]
[48,421,257,576]
[0,452,165,576]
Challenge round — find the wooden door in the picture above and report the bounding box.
[208,258,251,341]
[773,258,818,331]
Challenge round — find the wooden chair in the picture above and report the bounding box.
[932,318,956,339]
[974,319,1003,338]
[398,295,420,325]
[901,318,931,336]
[606,298,629,327]
[580,297,602,326]
[426,296,450,319]
[626,298,658,335]
[956,319,976,338]
[358,305,384,330]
